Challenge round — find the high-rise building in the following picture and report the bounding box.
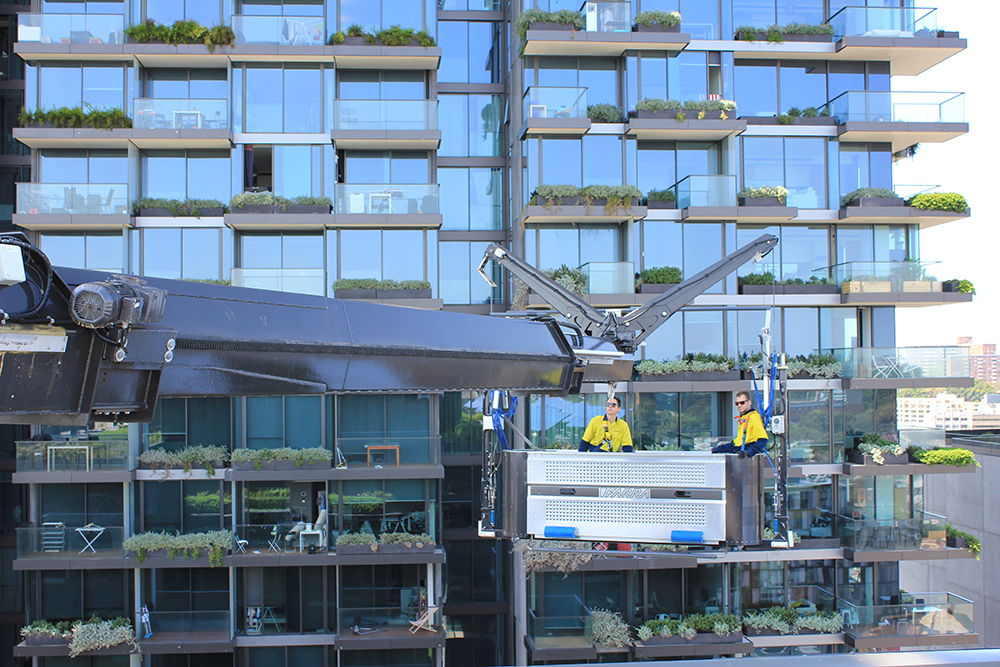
[6,1,982,666]
[956,338,1000,384]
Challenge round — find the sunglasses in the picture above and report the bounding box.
[735,400,748,406]
[606,403,620,407]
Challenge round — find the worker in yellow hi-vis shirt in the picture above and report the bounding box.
[713,390,769,457]
[577,396,633,452]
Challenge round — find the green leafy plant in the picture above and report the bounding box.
[229,192,289,209]
[802,106,819,117]
[636,353,736,375]
[945,523,981,559]
[66,617,140,658]
[514,8,583,42]
[587,103,625,123]
[893,143,919,161]
[293,446,333,465]
[639,266,682,285]
[778,114,794,124]
[329,31,345,44]
[20,619,68,641]
[738,186,789,203]
[415,29,436,47]
[19,105,132,130]
[532,184,581,207]
[907,192,969,213]
[332,278,429,290]
[645,188,677,203]
[346,24,366,38]
[544,265,588,298]
[785,353,843,378]
[681,99,738,112]
[782,22,834,35]
[333,277,380,290]
[336,531,378,551]
[633,10,682,27]
[909,446,979,468]
[858,433,905,465]
[376,25,416,46]
[123,530,232,566]
[580,184,642,215]
[738,271,776,286]
[124,19,171,43]
[786,107,802,117]
[675,111,686,122]
[841,187,900,206]
[203,23,236,51]
[289,195,332,207]
[591,609,633,648]
[634,98,682,111]
[378,532,435,547]
[513,538,593,575]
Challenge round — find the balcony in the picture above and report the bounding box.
[336,606,445,649]
[676,175,739,220]
[837,592,977,650]
[232,15,325,49]
[829,91,967,152]
[331,100,440,149]
[831,260,973,306]
[15,439,130,481]
[13,183,130,230]
[142,611,232,653]
[828,345,972,390]
[626,111,746,143]
[15,13,125,60]
[520,87,591,137]
[16,526,125,565]
[230,268,326,297]
[132,98,231,148]
[526,596,596,662]
[333,184,441,227]
[828,7,965,75]
[522,4,688,57]
[839,511,975,562]
[337,436,441,468]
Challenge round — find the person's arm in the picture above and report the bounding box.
[578,416,597,451]
[620,421,633,452]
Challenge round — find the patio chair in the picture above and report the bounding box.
[409,605,438,634]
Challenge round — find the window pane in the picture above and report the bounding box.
[471,95,502,157]
[283,234,323,269]
[683,223,721,283]
[146,0,182,23]
[247,396,284,449]
[579,226,618,263]
[39,65,82,109]
[470,168,501,231]
[284,67,321,133]
[144,228,182,279]
[469,22,499,84]
[390,152,429,183]
[340,230,382,279]
[780,225,828,282]
[835,226,873,264]
[142,151,186,200]
[83,64,123,110]
[184,480,223,531]
[734,62,777,118]
[285,396,321,448]
[635,142,675,196]
[541,139,581,187]
[89,150,128,183]
[438,95,468,156]
[438,22,468,83]
[642,220,682,272]
[639,54,667,101]
[579,58,617,106]
[785,138,826,209]
[339,0,379,27]
[742,136,783,190]
[338,70,379,100]
[242,234,282,269]
[684,311,724,356]
[668,51,707,103]
[86,232,122,272]
[783,308,818,357]
[438,168,469,231]
[381,71,424,101]
[245,66,282,132]
[182,228,220,280]
[538,227,579,270]
[187,151,231,201]
[274,145,313,198]
[839,144,869,200]
[582,135,621,186]
[144,481,182,531]
[382,230,424,281]
[779,61,826,113]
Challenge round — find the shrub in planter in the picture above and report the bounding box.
[229,191,288,212]
[580,184,643,215]
[635,353,736,376]
[907,192,969,213]
[378,532,435,552]
[514,8,583,42]
[644,188,677,207]
[513,538,594,574]
[634,97,682,112]
[856,433,906,465]
[908,446,980,468]
[19,105,132,130]
[738,271,776,286]
[333,277,380,291]
[785,353,843,379]
[336,531,378,552]
[532,184,581,207]
[738,185,789,205]
[633,10,682,28]
[69,617,140,658]
[841,187,901,207]
[123,529,231,566]
[293,446,333,466]
[545,265,588,299]
[945,523,981,559]
[591,609,633,648]
[587,103,625,123]
[21,620,70,645]
[942,278,975,295]
[640,265,682,285]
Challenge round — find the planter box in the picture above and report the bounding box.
[946,535,967,549]
[282,204,330,214]
[941,280,960,293]
[847,450,908,466]
[638,283,679,294]
[528,21,577,31]
[741,284,838,295]
[376,289,432,299]
[138,207,174,217]
[25,635,70,646]
[335,289,377,299]
[290,459,332,471]
[682,370,740,381]
[273,460,299,470]
[23,121,57,129]
[378,543,435,554]
[739,197,783,206]
[841,281,891,294]
[790,116,836,125]
[744,628,786,637]
[633,23,681,33]
[336,544,378,555]
[339,36,369,45]
[646,200,677,209]
[179,207,225,217]
[902,280,940,293]
[635,109,681,119]
[233,461,275,471]
[640,632,744,645]
[735,32,832,42]
[938,31,959,38]
[231,205,275,214]
[845,197,904,207]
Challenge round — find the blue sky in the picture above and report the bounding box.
[893,0,1000,347]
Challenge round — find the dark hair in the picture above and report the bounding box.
[735,390,751,403]
[608,397,621,408]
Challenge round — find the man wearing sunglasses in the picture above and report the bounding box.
[577,396,634,452]
[712,390,769,458]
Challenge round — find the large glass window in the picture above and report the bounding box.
[342,150,429,184]
[838,143,892,203]
[141,150,231,201]
[39,231,123,271]
[438,94,503,157]
[144,0,219,26]
[734,61,777,118]
[526,224,620,270]
[779,61,827,113]
[742,137,827,208]
[633,51,709,103]
[39,149,126,184]
[36,62,128,111]
[438,167,502,231]
[241,232,324,270]
[335,229,436,286]
[338,70,424,100]
[439,21,501,84]
[629,392,724,450]
[141,228,227,281]
[143,480,228,532]
[243,64,327,133]
[439,241,500,305]
[337,0,434,36]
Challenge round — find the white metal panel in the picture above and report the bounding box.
[524,450,727,488]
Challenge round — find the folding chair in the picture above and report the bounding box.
[409,606,438,634]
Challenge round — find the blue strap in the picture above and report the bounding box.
[491,391,518,451]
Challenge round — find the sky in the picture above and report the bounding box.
[893,0,1000,347]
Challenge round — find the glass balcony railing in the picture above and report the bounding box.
[17,526,124,558]
[898,429,947,451]
[334,184,439,215]
[528,596,594,647]
[17,13,125,45]
[16,439,129,473]
[230,268,326,297]
[826,346,970,380]
[829,260,943,290]
[827,6,939,40]
[134,98,229,130]
[338,606,439,633]
[235,523,329,554]
[523,87,588,120]
[582,1,631,32]
[837,592,974,642]
[837,510,949,552]
[580,261,634,294]
[335,436,441,467]
[827,91,965,124]
[145,611,231,639]
[232,15,325,46]
[16,183,128,216]
[675,175,737,208]
[333,100,438,132]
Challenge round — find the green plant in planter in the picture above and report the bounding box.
[786,352,843,378]
[169,19,207,44]
[634,97,682,111]
[378,532,435,547]
[841,187,900,206]
[738,185,789,203]
[229,192,289,209]
[125,19,171,43]
[945,523,981,559]
[591,609,634,647]
[376,25,416,46]
[336,531,378,551]
[329,31,345,44]
[293,446,333,465]
[639,265,682,285]
[513,538,593,574]
[203,23,236,51]
[587,103,625,123]
[782,22,834,35]
[645,188,677,203]
[633,10,682,27]
[290,195,332,207]
[20,619,68,641]
[415,29,435,47]
[532,183,581,209]
[907,192,969,213]
[346,24,366,37]
[333,277,380,290]
[545,265,588,298]
[580,184,642,215]
[68,617,140,658]
[908,446,980,467]
[858,433,905,464]
[737,271,776,286]
[802,106,819,117]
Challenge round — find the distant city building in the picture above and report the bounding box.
[898,392,1000,430]
[956,337,1000,383]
